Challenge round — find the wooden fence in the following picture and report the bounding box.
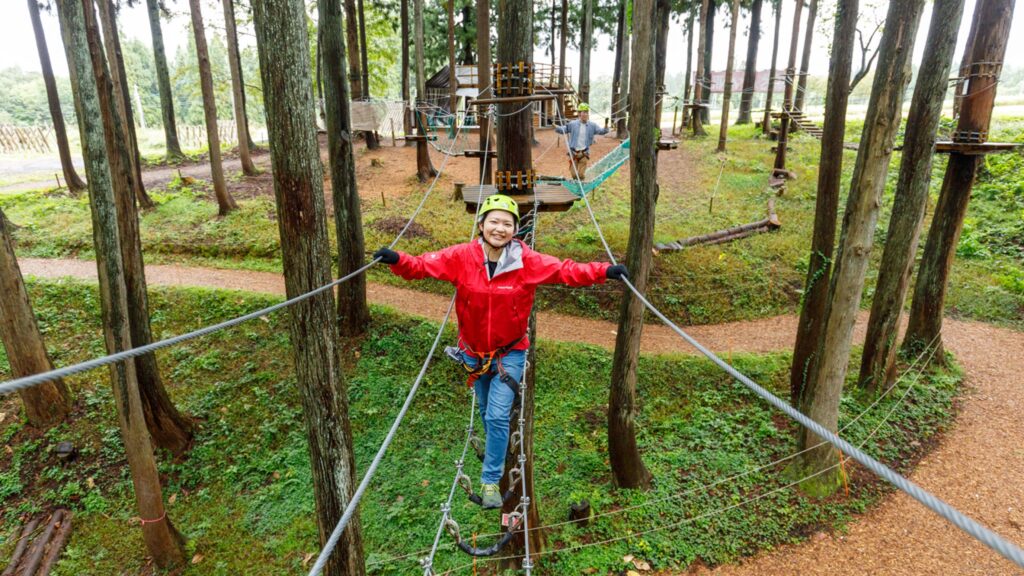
[0,125,53,155]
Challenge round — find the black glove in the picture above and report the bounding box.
[606,264,628,281]
[373,247,400,265]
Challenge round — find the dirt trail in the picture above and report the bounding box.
[18,258,1024,575]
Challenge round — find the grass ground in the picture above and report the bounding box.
[0,117,1020,331]
[0,281,961,574]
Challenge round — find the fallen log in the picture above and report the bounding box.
[19,510,63,576]
[2,518,40,576]
[36,512,72,576]
[655,199,781,252]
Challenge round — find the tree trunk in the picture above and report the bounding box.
[771,0,804,176]
[251,0,367,573]
[230,4,257,153]
[461,4,475,64]
[57,0,186,564]
[609,0,656,491]
[476,0,494,183]
[144,0,184,159]
[357,0,379,149]
[681,7,695,131]
[221,0,258,175]
[904,0,1015,362]
[343,0,363,102]
[788,0,856,408]
[559,0,568,114]
[578,0,593,102]
[0,207,71,429]
[615,27,630,139]
[699,1,715,124]
[691,0,709,136]
[401,0,412,142]
[448,0,457,114]
[792,0,818,130]
[794,0,924,497]
[736,0,762,124]
[92,0,196,455]
[28,0,86,193]
[495,0,533,182]
[653,0,670,124]
[611,0,625,132]
[414,0,425,100]
[716,0,741,151]
[320,0,370,337]
[95,0,154,210]
[859,0,966,393]
[188,0,236,215]
[761,0,782,133]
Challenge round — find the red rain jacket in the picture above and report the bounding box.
[390,239,610,353]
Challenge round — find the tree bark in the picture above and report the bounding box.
[608,0,656,491]
[904,0,1015,362]
[321,0,370,337]
[251,0,367,573]
[699,1,715,124]
[761,0,782,133]
[691,0,709,136]
[611,0,625,133]
[144,0,184,159]
[495,0,533,181]
[343,0,363,101]
[448,0,457,114]
[558,0,568,117]
[57,0,186,564]
[476,0,494,183]
[401,0,412,141]
[794,0,924,497]
[736,0,762,124]
[716,0,741,151]
[859,0,966,393]
[653,0,670,125]
[0,207,71,429]
[188,0,236,215]
[91,0,195,454]
[357,0,379,149]
[615,24,631,139]
[221,0,257,175]
[792,0,818,131]
[771,0,804,176]
[95,0,154,210]
[577,0,593,101]
[681,7,695,131]
[461,3,475,64]
[789,0,856,407]
[28,0,86,192]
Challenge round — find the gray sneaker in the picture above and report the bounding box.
[480,483,502,509]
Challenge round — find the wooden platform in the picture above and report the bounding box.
[458,183,579,213]
[933,141,1021,155]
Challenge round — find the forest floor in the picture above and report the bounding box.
[17,257,1024,575]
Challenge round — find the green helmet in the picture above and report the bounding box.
[478,194,520,225]
[577,102,590,112]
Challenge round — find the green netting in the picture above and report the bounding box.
[550,138,631,197]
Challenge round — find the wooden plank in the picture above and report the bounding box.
[469,94,555,106]
[460,183,578,212]
[933,141,1021,155]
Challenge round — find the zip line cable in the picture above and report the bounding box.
[547,87,1024,569]
[308,103,487,576]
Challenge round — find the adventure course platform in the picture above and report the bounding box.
[456,183,579,212]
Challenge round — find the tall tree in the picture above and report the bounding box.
[144,0,184,159]
[792,0,818,127]
[903,0,1015,361]
[611,0,625,132]
[0,207,71,429]
[221,0,257,175]
[736,0,762,124]
[92,1,195,454]
[558,0,568,117]
[858,0,966,392]
[794,0,924,496]
[653,0,671,124]
[716,0,741,151]
[615,17,631,138]
[321,0,370,337]
[578,0,593,101]
[691,0,709,135]
[413,0,436,181]
[476,0,494,183]
[28,0,86,192]
[681,6,695,131]
[343,0,363,102]
[95,0,154,210]
[251,0,366,573]
[761,0,782,133]
[187,0,236,215]
[771,0,803,178]
[57,0,186,564]
[401,0,412,140]
[699,0,716,124]
[609,0,656,491]
[448,0,457,114]
[788,0,856,407]
[357,0,379,149]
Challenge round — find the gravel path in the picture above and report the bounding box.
[17,258,1024,575]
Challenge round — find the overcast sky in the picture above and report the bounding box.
[4,0,1023,89]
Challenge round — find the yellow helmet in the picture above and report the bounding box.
[577,102,590,112]
[478,194,520,225]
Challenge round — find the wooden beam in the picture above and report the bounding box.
[469,94,556,106]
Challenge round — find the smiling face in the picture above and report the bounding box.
[478,209,517,251]
[579,110,590,123]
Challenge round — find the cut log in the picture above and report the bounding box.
[2,518,40,576]
[19,510,63,576]
[655,199,781,251]
[36,512,72,576]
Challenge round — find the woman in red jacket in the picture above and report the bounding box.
[375,194,626,508]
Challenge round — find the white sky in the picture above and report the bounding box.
[3,0,1023,86]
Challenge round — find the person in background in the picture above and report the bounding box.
[554,102,610,180]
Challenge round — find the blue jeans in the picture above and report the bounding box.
[464,349,526,484]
